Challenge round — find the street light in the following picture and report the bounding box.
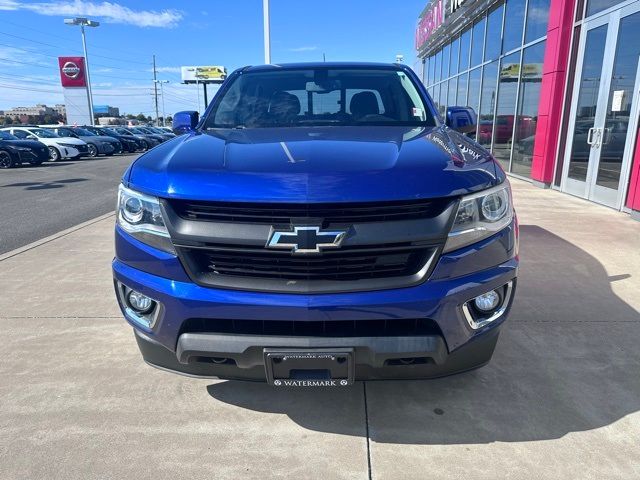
[64,17,100,126]
[154,80,169,126]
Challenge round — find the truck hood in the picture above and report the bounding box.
[128,126,500,202]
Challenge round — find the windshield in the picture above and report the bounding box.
[132,128,149,134]
[0,131,18,140]
[74,128,96,136]
[114,128,131,135]
[102,128,118,136]
[204,67,435,129]
[31,128,59,138]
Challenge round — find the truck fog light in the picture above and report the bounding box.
[127,290,155,314]
[474,290,500,312]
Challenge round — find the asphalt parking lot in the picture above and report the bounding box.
[0,153,136,254]
[0,179,639,479]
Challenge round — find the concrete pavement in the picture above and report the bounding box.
[0,179,639,479]
[0,153,136,254]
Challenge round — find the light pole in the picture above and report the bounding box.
[64,17,99,126]
[154,80,169,126]
[263,0,271,64]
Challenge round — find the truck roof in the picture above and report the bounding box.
[242,62,406,72]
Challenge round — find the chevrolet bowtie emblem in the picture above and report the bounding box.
[266,226,347,254]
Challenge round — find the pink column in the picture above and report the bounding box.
[625,130,640,212]
[530,0,576,185]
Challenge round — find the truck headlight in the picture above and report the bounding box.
[117,184,175,254]
[444,182,513,253]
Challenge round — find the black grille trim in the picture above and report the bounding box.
[169,198,452,225]
[180,317,443,338]
[178,243,436,285]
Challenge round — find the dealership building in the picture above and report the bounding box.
[416,0,640,218]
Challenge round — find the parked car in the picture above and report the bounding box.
[45,126,121,157]
[84,126,138,154]
[113,62,518,385]
[146,126,176,140]
[129,127,168,144]
[110,127,160,151]
[1,126,87,161]
[0,130,50,168]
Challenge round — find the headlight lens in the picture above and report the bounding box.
[117,184,175,254]
[444,183,513,253]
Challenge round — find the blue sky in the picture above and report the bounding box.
[0,0,427,116]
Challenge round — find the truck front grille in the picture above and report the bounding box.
[170,198,451,225]
[178,243,435,284]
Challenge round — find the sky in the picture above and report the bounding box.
[0,0,428,117]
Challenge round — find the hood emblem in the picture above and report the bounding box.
[267,226,347,254]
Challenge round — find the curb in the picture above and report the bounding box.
[0,211,115,262]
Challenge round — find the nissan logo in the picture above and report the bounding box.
[62,61,81,79]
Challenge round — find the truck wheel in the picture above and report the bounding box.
[0,150,14,168]
[48,147,60,162]
[88,144,98,157]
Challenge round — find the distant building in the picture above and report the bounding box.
[97,117,122,126]
[94,105,120,117]
[5,104,56,118]
[53,104,67,119]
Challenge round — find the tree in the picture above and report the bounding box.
[2,116,13,125]
[135,113,147,121]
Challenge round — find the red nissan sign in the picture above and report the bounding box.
[58,56,87,87]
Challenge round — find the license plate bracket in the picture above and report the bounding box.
[264,348,354,387]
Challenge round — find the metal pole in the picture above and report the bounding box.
[196,78,201,113]
[80,25,95,126]
[263,0,271,64]
[160,82,166,126]
[204,83,208,108]
[153,55,159,126]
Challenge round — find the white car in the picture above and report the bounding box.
[0,127,89,161]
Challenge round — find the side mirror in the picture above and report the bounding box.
[445,106,477,134]
[173,111,199,135]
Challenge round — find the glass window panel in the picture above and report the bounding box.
[525,0,551,43]
[448,77,458,106]
[429,54,436,86]
[567,25,607,182]
[450,37,460,76]
[439,82,448,115]
[457,72,469,107]
[459,28,472,72]
[423,58,428,85]
[433,83,441,113]
[492,53,520,170]
[442,43,451,79]
[586,0,625,17]
[468,68,482,121]
[503,0,526,53]
[485,4,504,62]
[435,50,442,83]
[478,61,499,148]
[597,11,640,190]
[513,41,546,177]
[471,17,487,67]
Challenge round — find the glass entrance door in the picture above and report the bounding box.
[561,2,640,208]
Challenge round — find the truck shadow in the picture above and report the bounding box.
[207,225,640,444]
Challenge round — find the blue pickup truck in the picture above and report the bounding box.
[112,62,518,387]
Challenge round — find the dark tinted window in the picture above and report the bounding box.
[0,131,18,140]
[206,68,436,128]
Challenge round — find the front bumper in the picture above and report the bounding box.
[112,221,518,381]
